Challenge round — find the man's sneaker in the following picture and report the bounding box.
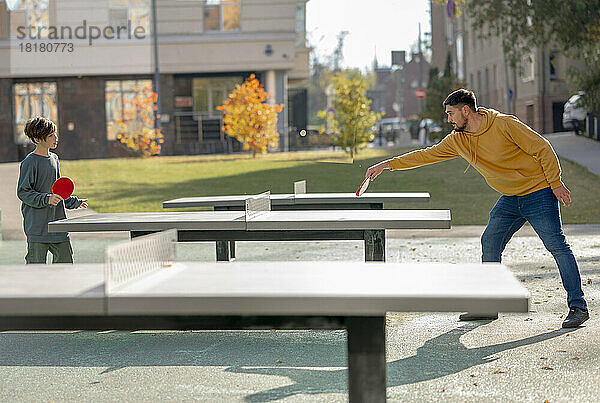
[562,307,589,328]
[458,312,498,321]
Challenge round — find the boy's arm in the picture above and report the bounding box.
[64,196,84,209]
[504,116,563,189]
[17,162,50,208]
[55,156,83,209]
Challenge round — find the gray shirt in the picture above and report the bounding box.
[17,152,83,243]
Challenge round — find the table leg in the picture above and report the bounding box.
[364,229,385,261]
[229,240,236,259]
[346,316,387,402]
[216,241,233,261]
[214,206,236,261]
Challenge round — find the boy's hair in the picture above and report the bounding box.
[443,89,477,112]
[24,116,57,143]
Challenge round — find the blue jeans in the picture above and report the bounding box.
[481,187,587,310]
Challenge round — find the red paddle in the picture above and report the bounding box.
[52,177,74,200]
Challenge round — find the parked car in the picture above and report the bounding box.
[418,118,444,144]
[374,118,408,146]
[563,92,587,134]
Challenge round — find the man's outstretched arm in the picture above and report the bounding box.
[364,134,459,180]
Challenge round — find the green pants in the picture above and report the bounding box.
[25,241,73,264]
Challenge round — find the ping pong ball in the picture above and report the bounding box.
[300,130,307,136]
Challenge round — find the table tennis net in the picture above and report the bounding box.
[105,229,177,292]
[294,180,306,195]
[245,191,271,221]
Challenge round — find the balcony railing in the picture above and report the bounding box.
[173,111,242,154]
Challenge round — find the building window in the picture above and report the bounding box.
[7,0,49,38]
[295,1,306,47]
[108,0,149,35]
[13,82,57,144]
[192,76,242,118]
[549,51,559,80]
[105,79,154,141]
[204,0,240,32]
[520,52,535,82]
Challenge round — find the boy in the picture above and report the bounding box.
[364,89,588,328]
[17,116,88,264]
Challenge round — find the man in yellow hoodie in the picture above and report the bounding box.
[364,89,588,328]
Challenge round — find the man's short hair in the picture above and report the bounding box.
[443,89,477,111]
[24,116,57,143]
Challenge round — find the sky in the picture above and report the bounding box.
[306,0,431,70]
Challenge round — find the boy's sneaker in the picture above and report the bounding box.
[458,312,498,321]
[562,307,589,328]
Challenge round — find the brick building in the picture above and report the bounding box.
[0,0,310,162]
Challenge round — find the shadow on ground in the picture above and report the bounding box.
[0,321,578,401]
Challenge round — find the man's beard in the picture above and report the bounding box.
[453,122,467,132]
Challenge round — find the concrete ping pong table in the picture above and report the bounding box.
[0,260,529,402]
[48,208,451,262]
[163,192,432,260]
[162,192,431,210]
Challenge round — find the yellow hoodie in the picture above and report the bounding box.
[389,107,563,196]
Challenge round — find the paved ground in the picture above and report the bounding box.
[545,132,600,176]
[1,131,598,401]
[0,231,599,401]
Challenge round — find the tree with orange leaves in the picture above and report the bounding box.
[217,74,283,157]
[115,82,164,158]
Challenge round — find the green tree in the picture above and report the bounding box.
[306,60,335,126]
[317,72,384,159]
[436,0,600,114]
[306,30,379,126]
[422,52,465,142]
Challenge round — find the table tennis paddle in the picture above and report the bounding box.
[52,177,74,200]
[355,175,372,196]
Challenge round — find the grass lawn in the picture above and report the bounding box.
[61,147,600,225]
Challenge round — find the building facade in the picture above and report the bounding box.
[401,52,430,119]
[368,66,399,119]
[368,50,429,122]
[429,0,583,134]
[0,0,310,162]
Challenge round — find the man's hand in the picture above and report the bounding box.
[79,199,88,209]
[552,185,572,207]
[365,160,391,181]
[48,193,63,206]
